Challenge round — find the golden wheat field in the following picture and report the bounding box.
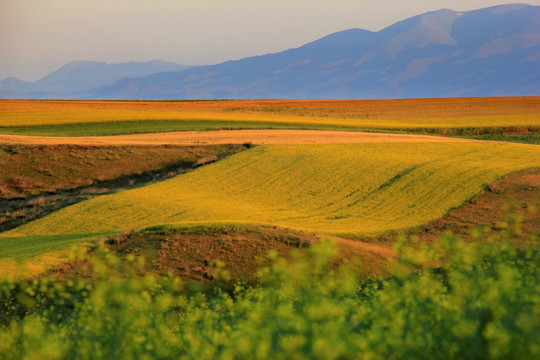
[4,142,539,239]
[1,98,539,131]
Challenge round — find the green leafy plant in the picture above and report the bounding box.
[0,227,538,359]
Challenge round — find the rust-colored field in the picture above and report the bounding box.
[2,97,539,119]
[0,129,481,146]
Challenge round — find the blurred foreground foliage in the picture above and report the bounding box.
[0,225,538,359]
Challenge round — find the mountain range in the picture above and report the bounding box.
[1,3,539,100]
[0,60,192,99]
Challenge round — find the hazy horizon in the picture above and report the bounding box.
[2,0,540,82]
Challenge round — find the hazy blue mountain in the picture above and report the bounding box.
[91,3,540,99]
[0,77,33,92]
[2,4,539,99]
[0,60,193,98]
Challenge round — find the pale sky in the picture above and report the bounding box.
[1,0,539,81]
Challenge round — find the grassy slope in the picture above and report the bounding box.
[4,142,540,240]
[1,98,539,137]
[0,233,109,262]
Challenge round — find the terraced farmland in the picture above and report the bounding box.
[5,142,539,240]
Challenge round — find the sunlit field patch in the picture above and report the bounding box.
[4,142,539,239]
[1,98,539,136]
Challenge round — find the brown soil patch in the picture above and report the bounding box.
[0,144,244,231]
[50,228,398,283]
[122,227,316,283]
[0,130,481,146]
[51,226,318,283]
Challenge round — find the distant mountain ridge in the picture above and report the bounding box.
[0,60,193,99]
[1,3,539,99]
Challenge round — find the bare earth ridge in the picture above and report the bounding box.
[0,130,480,146]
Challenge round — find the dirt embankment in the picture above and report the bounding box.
[0,130,482,146]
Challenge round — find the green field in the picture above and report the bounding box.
[0,120,365,137]
[463,132,540,144]
[4,142,539,244]
[0,233,109,261]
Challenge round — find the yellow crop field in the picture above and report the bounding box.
[4,142,540,239]
[1,98,539,131]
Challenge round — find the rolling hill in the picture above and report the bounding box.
[4,142,540,239]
